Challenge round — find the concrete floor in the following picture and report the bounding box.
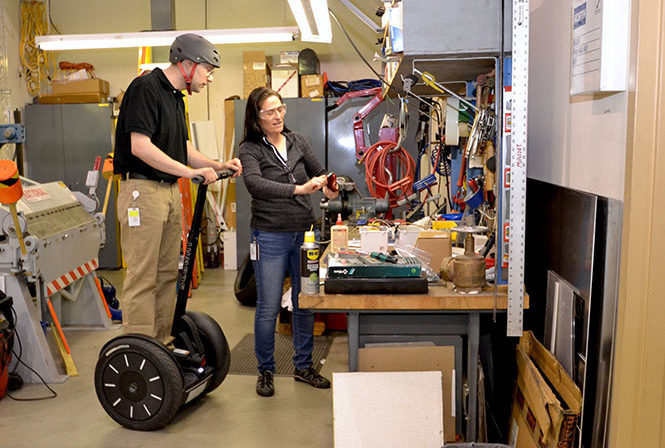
[0,268,349,448]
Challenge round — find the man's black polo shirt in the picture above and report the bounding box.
[114,68,188,183]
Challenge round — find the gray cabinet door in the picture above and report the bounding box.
[24,103,121,269]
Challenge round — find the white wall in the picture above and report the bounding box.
[2,0,380,161]
[528,0,628,200]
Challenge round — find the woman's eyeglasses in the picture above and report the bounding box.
[259,104,287,119]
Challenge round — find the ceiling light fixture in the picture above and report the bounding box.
[287,0,332,43]
[35,27,298,51]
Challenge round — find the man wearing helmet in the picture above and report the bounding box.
[113,33,242,343]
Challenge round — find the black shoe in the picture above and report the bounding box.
[256,370,274,397]
[294,367,331,389]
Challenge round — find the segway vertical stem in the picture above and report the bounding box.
[171,171,233,337]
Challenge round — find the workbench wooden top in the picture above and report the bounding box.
[299,284,530,311]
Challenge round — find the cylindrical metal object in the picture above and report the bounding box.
[440,256,455,282]
[300,231,320,295]
[452,233,486,293]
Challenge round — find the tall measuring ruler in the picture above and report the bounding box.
[506,0,529,337]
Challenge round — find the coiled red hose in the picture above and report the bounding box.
[363,140,416,209]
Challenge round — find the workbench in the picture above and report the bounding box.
[299,283,529,442]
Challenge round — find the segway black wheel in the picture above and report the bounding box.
[94,336,183,431]
[184,310,231,393]
[234,253,257,307]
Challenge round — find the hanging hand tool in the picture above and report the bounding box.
[417,69,479,113]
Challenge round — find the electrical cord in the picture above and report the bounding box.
[363,140,416,209]
[20,0,56,96]
[7,306,57,400]
[325,79,383,95]
[46,0,61,35]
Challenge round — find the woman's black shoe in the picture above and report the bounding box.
[294,367,330,389]
[256,370,274,397]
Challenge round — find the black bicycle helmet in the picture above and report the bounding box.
[169,33,221,68]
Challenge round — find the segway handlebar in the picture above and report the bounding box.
[191,169,236,184]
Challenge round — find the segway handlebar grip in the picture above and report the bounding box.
[191,169,236,184]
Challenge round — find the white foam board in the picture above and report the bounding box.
[333,371,444,448]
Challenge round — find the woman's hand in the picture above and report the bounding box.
[219,158,243,176]
[294,175,327,195]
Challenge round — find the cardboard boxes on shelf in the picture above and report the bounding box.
[509,331,582,448]
[300,74,324,97]
[243,51,271,98]
[271,65,299,98]
[40,78,110,104]
[52,78,109,95]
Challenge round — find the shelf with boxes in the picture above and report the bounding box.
[242,49,325,100]
[39,78,111,104]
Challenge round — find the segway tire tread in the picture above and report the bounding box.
[95,336,183,431]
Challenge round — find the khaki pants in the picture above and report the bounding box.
[117,178,182,343]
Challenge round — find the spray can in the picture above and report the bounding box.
[300,229,320,295]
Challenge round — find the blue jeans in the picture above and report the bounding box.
[252,229,314,372]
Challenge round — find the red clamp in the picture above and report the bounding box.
[334,87,384,160]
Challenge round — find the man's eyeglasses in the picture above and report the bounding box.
[201,64,215,81]
[259,104,287,119]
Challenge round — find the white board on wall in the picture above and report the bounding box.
[190,120,220,161]
[570,0,630,95]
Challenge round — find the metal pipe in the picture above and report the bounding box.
[336,0,383,32]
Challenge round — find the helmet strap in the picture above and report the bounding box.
[176,61,198,95]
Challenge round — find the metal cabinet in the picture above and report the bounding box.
[24,103,121,269]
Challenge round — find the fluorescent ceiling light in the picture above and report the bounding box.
[287,0,332,43]
[35,27,298,51]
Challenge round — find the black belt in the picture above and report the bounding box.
[124,172,177,184]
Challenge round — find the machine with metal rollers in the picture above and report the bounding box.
[1,178,111,383]
[320,176,390,224]
[0,135,111,384]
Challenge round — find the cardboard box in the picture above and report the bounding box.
[52,78,109,96]
[38,92,108,104]
[300,74,324,97]
[359,345,457,442]
[279,50,299,64]
[414,230,452,272]
[243,51,271,98]
[508,331,582,448]
[271,65,299,98]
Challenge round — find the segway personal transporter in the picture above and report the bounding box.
[94,170,233,430]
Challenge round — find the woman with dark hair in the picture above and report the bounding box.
[238,86,338,397]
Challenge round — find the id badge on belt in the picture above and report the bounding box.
[128,190,141,227]
[250,242,259,261]
[128,207,140,227]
